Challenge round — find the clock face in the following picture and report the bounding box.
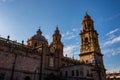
[50,47,55,53]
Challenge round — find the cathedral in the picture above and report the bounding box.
[0,13,106,80]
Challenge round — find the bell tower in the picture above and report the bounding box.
[49,26,64,69]
[79,13,104,68]
[50,27,63,52]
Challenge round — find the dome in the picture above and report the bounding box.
[29,29,47,42]
[31,34,47,41]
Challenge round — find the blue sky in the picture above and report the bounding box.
[0,0,120,73]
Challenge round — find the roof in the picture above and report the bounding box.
[29,29,47,42]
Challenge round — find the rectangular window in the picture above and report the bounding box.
[60,71,62,76]
[65,71,68,77]
[72,70,74,76]
[49,57,54,67]
[0,73,5,80]
[76,70,79,76]
[80,70,83,76]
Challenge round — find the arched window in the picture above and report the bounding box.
[62,63,65,67]
[86,60,88,63]
[24,76,31,80]
[65,71,68,77]
[87,70,90,76]
[80,70,83,76]
[34,43,37,47]
[85,37,88,43]
[84,24,87,28]
[72,70,74,76]
[28,42,31,46]
[60,71,62,76]
[0,73,5,80]
[49,57,54,67]
[76,70,79,76]
[88,24,91,27]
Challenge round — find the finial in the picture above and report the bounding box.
[22,40,24,45]
[85,11,89,16]
[72,51,74,59]
[39,26,41,30]
[72,56,74,59]
[84,11,91,19]
[54,25,60,34]
[37,26,42,35]
[7,35,10,43]
[56,25,59,30]
[7,35,10,40]
[65,54,67,57]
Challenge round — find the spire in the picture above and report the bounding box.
[82,12,93,26]
[56,25,58,30]
[55,25,60,34]
[36,26,42,35]
[85,11,88,16]
[84,12,91,19]
[52,26,62,43]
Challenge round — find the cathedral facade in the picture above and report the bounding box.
[0,13,106,80]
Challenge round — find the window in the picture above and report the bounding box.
[86,60,88,63]
[49,57,54,67]
[62,63,65,67]
[24,76,31,80]
[15,77,19,80]
[80,71,83,76]
[28,43,30,46]
[84,24,86,28]
[72,70,74,76]
[60,71,62,76]
[85,37,88,43]
[65,71,68,77]
[88,24,91,27]
[87,70,89,76]
[34,43,37,47]
[0,73,5,80]
[76,70,79,76]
